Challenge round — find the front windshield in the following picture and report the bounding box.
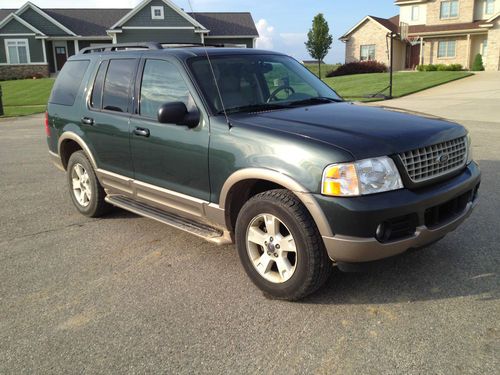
[188,54,342,114]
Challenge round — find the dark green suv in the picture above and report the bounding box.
[46,43,480,300]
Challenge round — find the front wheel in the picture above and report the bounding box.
[235,190,332,300]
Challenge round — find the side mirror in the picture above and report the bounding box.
[157,102,200,128]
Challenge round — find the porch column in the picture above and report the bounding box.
[42,39,47,63]
[74,40,79,54]
[466,34,471,69]
[420,37,424,65]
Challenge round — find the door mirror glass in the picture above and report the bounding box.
[157,102,200,128]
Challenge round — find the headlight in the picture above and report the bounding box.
[322,156,403,197]
[466,134,473,164]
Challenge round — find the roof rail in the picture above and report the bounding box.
[79,42,163,54]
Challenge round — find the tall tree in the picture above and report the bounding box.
[305,14,333,79]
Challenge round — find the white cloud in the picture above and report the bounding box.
[279,33,306,47]
[255,18,274,50]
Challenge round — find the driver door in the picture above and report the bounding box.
[130,58,210,201]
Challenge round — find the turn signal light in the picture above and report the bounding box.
[44,111,50,136]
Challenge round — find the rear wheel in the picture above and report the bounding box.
[235,190,332,300]
[67,151,111,217]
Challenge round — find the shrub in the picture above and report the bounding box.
[416,63,462,71]
[471,53,484,71]
[326,61,388,77]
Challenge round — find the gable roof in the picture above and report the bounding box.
[110,0,206,30]
[16,2,76,36]
[0,12,45,35]
[0,3,258,38]
[339,14,399,40]
[188,12,258,36]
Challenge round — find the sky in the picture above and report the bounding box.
[1,0,399,63]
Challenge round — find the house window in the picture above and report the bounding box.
[437,40,456,58]
[411,6,420,21]
[485,0,495,15]
[360,45,376,61]
[151,6,164,20]
[482,39,488,57]
[440,0,459,19]
[5,39,30,64]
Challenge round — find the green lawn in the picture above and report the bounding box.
[304,63,339,78]
[0,71,473,117]
[324,71,473,101]
[0,78,54,117]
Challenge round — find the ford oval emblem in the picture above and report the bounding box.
[436,153,449,164]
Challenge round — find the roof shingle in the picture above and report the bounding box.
[0,7,258,37]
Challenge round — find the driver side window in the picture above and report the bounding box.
[140,59,192,119]
[262,62,317,100]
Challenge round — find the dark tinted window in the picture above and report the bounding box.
[90,60,108,109]
[140,59,191,118]
[49,60,90,106]
[102,59,136,113]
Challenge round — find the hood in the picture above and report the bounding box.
[228,102,466,160]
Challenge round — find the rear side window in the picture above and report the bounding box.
[90,60,108,109]
[101,59,137,113]
[49,60,90,106]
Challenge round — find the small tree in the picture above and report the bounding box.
[305,13,333,79]
[471,53,485,71]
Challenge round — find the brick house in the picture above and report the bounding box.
[0,0,258,80]
[340,0,500,71]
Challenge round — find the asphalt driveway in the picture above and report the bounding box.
[0,73,499,373]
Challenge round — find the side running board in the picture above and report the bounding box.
[105,195,232,245]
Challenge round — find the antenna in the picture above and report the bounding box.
[186,0,230,126]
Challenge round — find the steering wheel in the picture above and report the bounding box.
[267,85,295,103]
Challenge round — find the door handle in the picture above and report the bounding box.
[81,117,94,126]
[133,127,150,137]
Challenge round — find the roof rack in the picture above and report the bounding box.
[79,42,163,54]
[79,41,246,54]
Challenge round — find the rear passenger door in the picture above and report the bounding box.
[83,58,139,177]
[129,58,210,201]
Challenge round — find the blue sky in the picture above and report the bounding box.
[2,0,399,62]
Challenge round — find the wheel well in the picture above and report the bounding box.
[226,179,286,232]
[59,140,82,170]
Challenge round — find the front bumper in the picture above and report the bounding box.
[317,162,480,263]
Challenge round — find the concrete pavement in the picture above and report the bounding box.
[0,75,499,373]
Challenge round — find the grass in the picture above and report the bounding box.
[304,63,340,78]
[324,71,473,101]
[0,78,54,117]
[0,71,473,117]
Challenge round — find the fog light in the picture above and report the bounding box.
[375,222,392,242]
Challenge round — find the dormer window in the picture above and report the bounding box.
[151,6,164,20]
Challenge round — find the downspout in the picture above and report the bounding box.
[420,37,424,65]
[466,34,471,69]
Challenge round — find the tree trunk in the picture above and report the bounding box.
[318,60,321,79]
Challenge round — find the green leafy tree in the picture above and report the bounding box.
[305,13,333,79]
[471,53,485,71]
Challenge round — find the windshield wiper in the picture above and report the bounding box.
[217,103,289,115]
[287,97,343,107]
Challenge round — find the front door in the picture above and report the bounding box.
[406,44,421,69]
[130,58,210,201]
[55,46,67,71]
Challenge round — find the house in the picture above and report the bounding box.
[339,0,500,71]
[0,0,259,80]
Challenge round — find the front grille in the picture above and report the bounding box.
[399,137,467,183]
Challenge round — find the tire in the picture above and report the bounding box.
[235,189,332,301]
[66,150,111,218]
